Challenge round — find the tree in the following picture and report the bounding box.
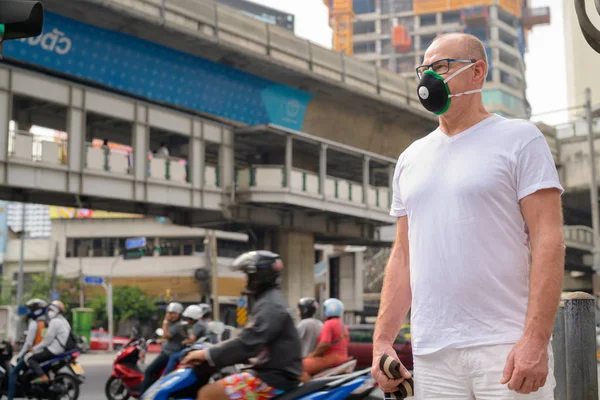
[88,286,158,328]
[0,272,74,307]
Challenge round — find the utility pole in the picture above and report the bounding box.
[49,242,59,297]
[15,204,26,321]
[78,243,84,308]
[586,87,600,276]
[211,230,220,321]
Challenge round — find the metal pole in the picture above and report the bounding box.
[211,230,220,321]
[78,244,84,308]
[107,279,113,352]
[107,254,119,352]
[586,87,600,275]
[15,204,26,339]
[564,291,598,400]
[552,302,567,400]
[49,242,59,297]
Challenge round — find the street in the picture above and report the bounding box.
[76,353,600,399]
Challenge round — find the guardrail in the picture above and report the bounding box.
[82,0,426,112]
[9,129,67,165]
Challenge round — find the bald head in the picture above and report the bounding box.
[431,33,488,67]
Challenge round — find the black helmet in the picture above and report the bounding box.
[25,298,48,319]
[298,297,318,319]
[231,250,283,295]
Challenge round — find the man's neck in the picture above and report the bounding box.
[439,103,492,137]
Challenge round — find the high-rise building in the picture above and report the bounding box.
[563,0,600,116]
[345,0,549,118]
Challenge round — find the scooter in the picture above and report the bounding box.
[141,362,372,400]
[105,331,159,400]
[0,340,85,400]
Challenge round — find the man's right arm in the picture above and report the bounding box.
[17,321,37,358]
[372,216,412,357]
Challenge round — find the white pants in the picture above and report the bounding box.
[413,343,556,399]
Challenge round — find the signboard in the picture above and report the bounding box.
[236,307,248,327]
[126,237,146,250]
[237,296,247,308]
[50,291,60,300]
[3,12,313,132]
[83,276,104,285]
[124,249,144,260]
[50,206,143,220]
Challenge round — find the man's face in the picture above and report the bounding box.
[166,311,179,322]
[421,38,474,97]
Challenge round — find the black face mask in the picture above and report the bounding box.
[416,63,481,115]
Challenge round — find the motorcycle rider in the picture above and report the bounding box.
[300,298,349,382]
[182,250,302,400]
[161,304,212,376]
[296,297,323,358]
[141,301,187,393]
[26,300,72,384]
[9,298,48,399]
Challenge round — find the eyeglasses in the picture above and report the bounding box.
[416,58,477,79]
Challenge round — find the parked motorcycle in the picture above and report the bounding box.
[0,340,85,400]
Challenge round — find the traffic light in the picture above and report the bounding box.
[0,0,44,57]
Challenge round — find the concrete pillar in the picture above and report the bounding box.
[490,25,499,41]
[492,48,501,82]
[67,88,85,173]
[338,252,364,322]
[0,72,10,165]
[273,230,315,308]
[436,12,442,25]
[133,105,148,182]
[362,156,370,205]
[219,128,234,191]
[319,144,327,198]
[191,120,204,190]
[285,135,293,189]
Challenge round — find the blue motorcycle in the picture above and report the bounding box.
[140,364,372,400]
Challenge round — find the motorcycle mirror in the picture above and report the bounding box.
[208,321,225,336]
[155,328,164,337]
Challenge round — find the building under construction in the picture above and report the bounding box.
[323,0,550,118]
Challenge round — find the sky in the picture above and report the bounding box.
[246,0,573,125]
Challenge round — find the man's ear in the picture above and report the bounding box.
[473,60,487,86]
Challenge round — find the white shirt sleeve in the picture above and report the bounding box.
[515,135,564,200]
[390,154,408,217]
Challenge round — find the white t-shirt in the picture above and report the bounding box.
[390,114,564,356]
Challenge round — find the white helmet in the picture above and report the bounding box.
[166,302,183,314]
[198,303,212,319]
[182,305,203,321]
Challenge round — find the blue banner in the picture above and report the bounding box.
[3,12,313,131]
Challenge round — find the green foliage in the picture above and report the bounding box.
[0,273,74,307]
[89,286,158,327]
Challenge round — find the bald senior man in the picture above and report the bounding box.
[371,33,564,398]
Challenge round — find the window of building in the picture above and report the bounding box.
[500,71,521,90]
[354,21,375,35]
[420,13,436,26]
[353,42,376,54]
[420,34,436,51]
[353,0,376,14]
[442,10,461,24]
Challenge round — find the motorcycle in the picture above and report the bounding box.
[105,331,158,400]
[141,362,373,400]
[0,340,85,400]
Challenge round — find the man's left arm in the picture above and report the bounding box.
[502,134,565,394]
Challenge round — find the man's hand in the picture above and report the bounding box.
[181,349,207,367]
[371,344,411,393]
[501,337,549,394]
